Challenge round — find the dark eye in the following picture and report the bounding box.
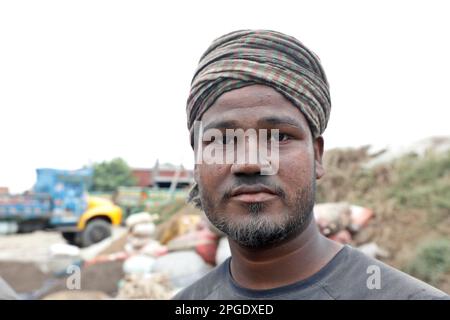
[270,133,291,142]
[216,134,235,145]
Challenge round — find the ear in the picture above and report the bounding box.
[313,136,325,180]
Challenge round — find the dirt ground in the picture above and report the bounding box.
[0,229,126,299]
[353,211,450,293]
[0,231,64,264]
[0,260,124,298]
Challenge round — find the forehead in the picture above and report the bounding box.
[201,84,310,129]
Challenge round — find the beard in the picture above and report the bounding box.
[198,177,316,248]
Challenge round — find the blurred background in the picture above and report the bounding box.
[0,0,449,299]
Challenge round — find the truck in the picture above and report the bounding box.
[0,168,122,247]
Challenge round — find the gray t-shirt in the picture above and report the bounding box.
[173,245,449,300]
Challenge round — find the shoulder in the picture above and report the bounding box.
[172,259,229,300]
[322,245,449,300]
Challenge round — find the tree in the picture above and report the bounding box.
[89,158,136,192]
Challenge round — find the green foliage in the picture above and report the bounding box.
[317,150,450,226]
[317,147,450,290]
[89,158,136,192]
[386,151,450,225]
[404,238,450,285]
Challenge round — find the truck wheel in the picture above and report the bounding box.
[80,219,111,247]
[61,232,80,246]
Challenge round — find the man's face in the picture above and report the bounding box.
[194,84,324,248]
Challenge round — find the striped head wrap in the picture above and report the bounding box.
[186,29,331,139]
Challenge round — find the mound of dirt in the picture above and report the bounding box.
[317,144,450,292]
[0,260,124,298]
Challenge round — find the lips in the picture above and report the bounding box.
[230,184,278,203]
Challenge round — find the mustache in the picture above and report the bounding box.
[223,176,286,200]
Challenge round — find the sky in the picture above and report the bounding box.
[1,0,449,193]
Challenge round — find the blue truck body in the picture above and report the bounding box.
[0,168,92,228]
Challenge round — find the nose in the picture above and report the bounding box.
[230,133,267,176]
[231,162,262,176]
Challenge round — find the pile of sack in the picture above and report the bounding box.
[117,212,218,299]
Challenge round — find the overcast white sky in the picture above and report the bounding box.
[1,0,449,192]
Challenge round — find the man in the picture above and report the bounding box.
[173,30,448,299]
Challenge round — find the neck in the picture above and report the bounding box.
[228,216,343,290]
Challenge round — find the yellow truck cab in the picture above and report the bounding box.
[62,196,122,247]
[0,168,123,248]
